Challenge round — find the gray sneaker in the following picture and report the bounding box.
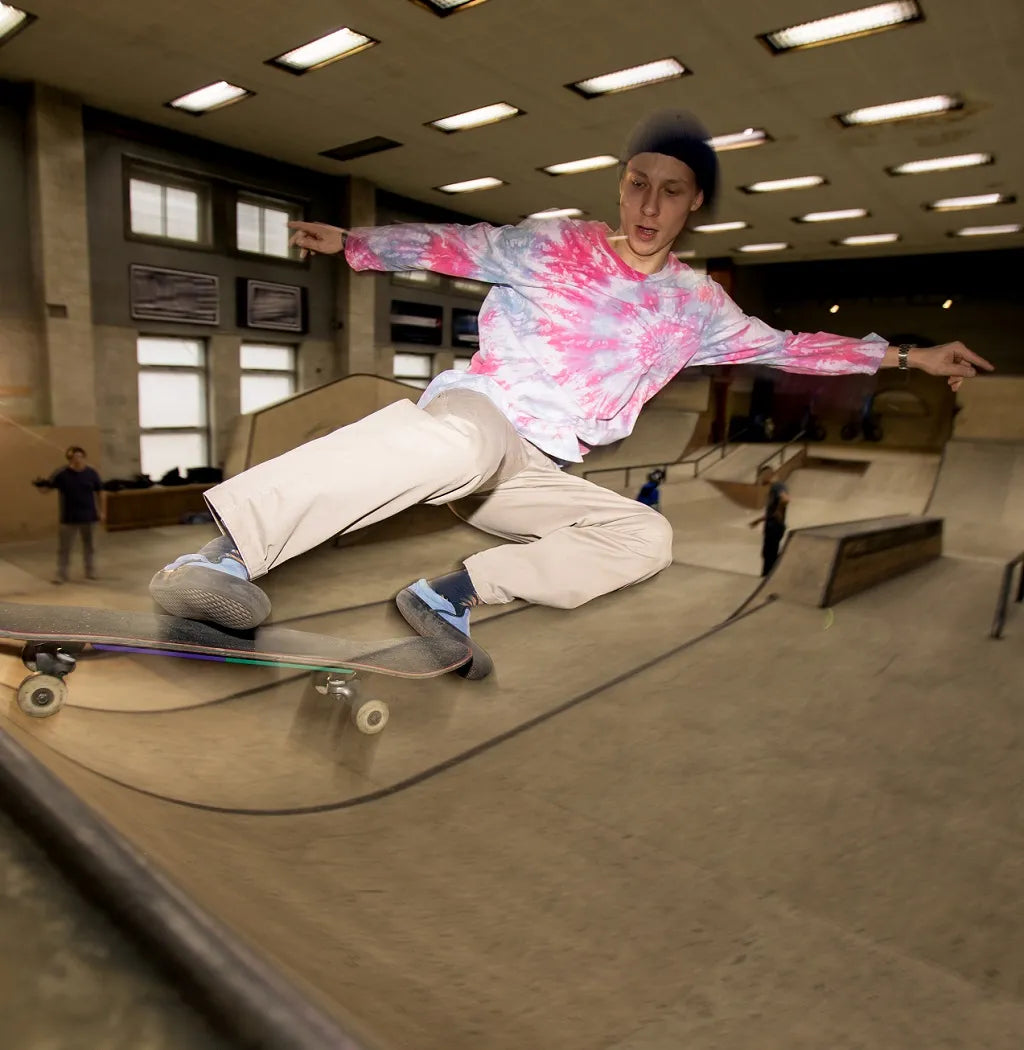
[149,535,271,629]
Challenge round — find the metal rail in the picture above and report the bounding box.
[990,551,1024,639]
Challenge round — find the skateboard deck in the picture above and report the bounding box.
[0,602,472,731]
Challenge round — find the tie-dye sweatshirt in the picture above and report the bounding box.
[344,219,887,462]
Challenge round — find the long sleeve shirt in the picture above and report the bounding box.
[345,218,887,463]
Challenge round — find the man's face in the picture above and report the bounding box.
[68,451,86,470]
[617,152,704,272]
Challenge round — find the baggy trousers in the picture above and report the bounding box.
[206,391,674,609]
[57,523,95,579]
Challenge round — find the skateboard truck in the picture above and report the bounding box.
[17,641,82,718]
[314,671,390,735]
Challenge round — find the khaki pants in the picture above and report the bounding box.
[57,522,95,580]
[206,391,673,608]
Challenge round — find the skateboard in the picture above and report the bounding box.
[0,602,473,734]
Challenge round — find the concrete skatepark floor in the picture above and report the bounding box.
[1,441,1023,1049]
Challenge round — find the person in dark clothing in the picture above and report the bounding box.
[33,446,102,584]
[636,469,666,512]
[750,466,789,577]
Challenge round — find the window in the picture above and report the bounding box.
[236,194,302,258]
[137,337,210,480]
[393,351,432,390]
[240,343,297,413]
[128,175,209,244]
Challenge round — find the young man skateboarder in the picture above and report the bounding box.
[149,110,993,676]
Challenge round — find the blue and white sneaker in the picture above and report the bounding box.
[149,535,270,630]
[395,579,493,680]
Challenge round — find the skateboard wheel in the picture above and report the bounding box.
[16,674,67,718]
[351,699,389,735]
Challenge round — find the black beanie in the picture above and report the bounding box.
[621,110,718,211]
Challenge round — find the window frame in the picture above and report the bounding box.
[393,350,434,390]
[123,163,214,250]
[234,191,305,263]
[136,336,212,478]
[239,341,299,413]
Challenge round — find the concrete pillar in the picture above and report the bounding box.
[336,176,378,377]
[208,334,241,469]
[26,85,96,425]
[92,325,140,477]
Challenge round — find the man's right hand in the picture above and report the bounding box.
[287,221,348,259]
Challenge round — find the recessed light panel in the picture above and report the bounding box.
[837,94,962,126]
[436,177,505,194]
[708,128,770,152]
[744,175,826,193]
[954,224,1021,237]
[737,242,789,252]
[798,208,868,222]
[888,153,992,176]
[760,1,922,54]
[694,221,749,233]
[541,156,619,176]
[0,4,35,46]
[928,193,1013,211]
[269,27,377,73]
[168,82,253,114]
[839,233,900,245]
[429,103,523,133]
[568,58,689,99]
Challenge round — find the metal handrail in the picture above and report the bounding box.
[581,425,760,488]
[754,430,808,480]
[990,551,1024,639]
[687,424,757,478]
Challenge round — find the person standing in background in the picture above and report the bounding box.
[750,466,789,577]
[33,446,102,584]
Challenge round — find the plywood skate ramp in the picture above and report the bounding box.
[953,377,1024,442]
[567,376,709,483]
[4,555,1024,1050]
[784,447,941,530]
[766,515,943,608]
[224,374,422,475]
[926,439,1024,560]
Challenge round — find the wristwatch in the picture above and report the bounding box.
[897,344,912,370]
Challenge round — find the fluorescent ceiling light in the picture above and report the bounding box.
[708,128,770,152]
[541,155,619,176]
[674,249,697,259]
[928,193,1012,211]
[838,94,961,126]
[436,177,505,194]
[839,233,899,245]
[799,208,868,222]
[942,299,953,309]
[430,103,522,133]
[410,0,487,15]
[527,208,584,220]
[269,27,376,72]
[569,58,689,98]
[168,82,253,114]
[761,1,922,53]
[0,4,34,44]
[889,153,992,175]
[737,242,789,253]
[694,221,749,233]
[745,175,825,193]
[954,224,1021,237]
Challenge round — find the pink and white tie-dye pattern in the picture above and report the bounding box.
[344,219,887,462]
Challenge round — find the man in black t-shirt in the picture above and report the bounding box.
[750,466,789,577]
[33,446,103,584]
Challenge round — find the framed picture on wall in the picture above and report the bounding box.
[130,264,220,324]
[238,279,307,333]
[452,308,480,349]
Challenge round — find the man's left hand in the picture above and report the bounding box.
[911,342,995,391]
